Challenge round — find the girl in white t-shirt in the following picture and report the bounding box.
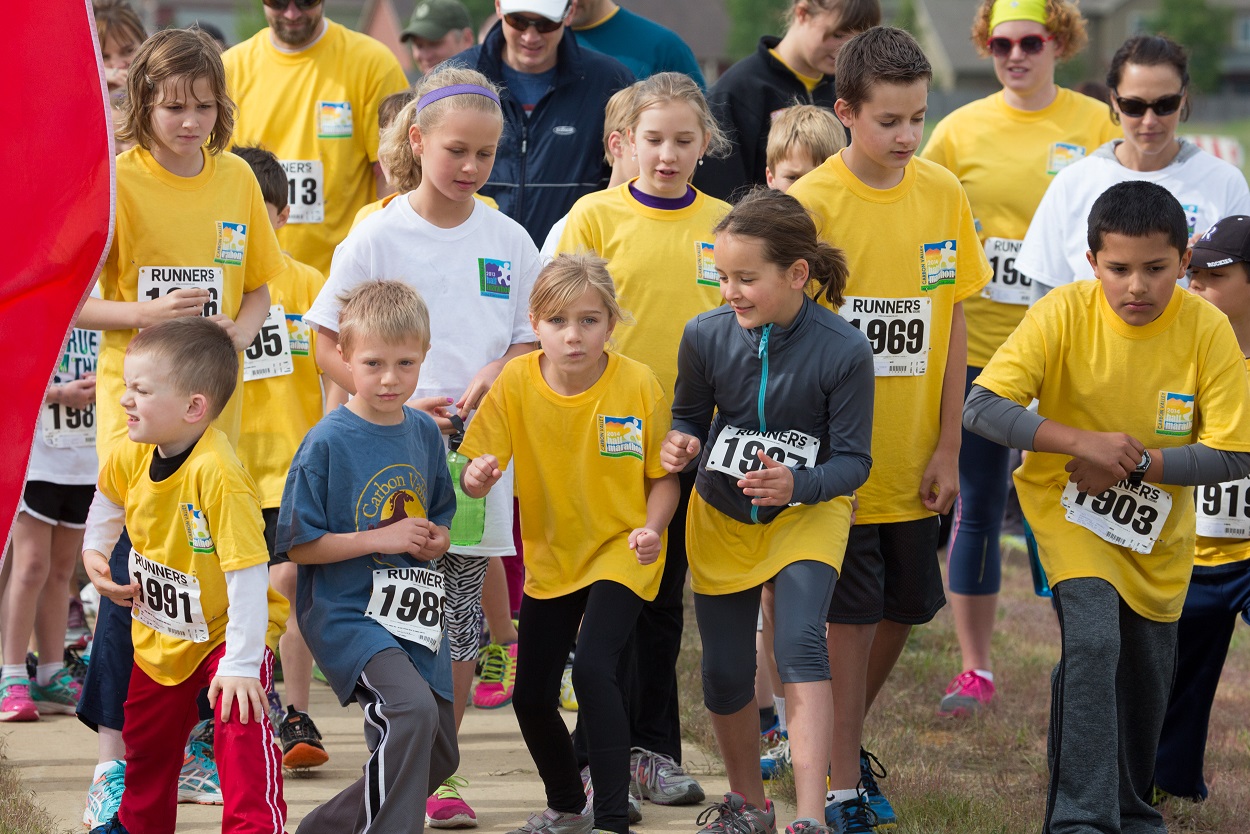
[304,65,540,827]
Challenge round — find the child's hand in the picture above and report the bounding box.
[58,376,97,409]
[83,548,139,607]
[1064,458,1123,496]
[207,314,252,351]
[463,455,503,498]
[738,452,795,506]
[408,396,457,433]
[629,527,663,564]
[849,491,859,525]
[920,446,960,514]
[139,287,211,326]
[104,66,129,91]
[416,524,450,562]
[661,431,701,473]
[457,358,506,413]
[1072,431,1144,482]
[208,675,266,724]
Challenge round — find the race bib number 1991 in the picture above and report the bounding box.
[128,549,209,642]
[365,567,445,652]
[1060,480,1172,554]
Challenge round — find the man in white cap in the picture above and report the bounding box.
[402,0,476,75]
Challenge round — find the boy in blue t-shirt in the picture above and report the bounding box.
[276,280,458,834]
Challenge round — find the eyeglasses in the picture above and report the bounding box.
[502,12,565,34]
[262,0,322,10]
[1112,90,1185,118]
[986,34,1055,58]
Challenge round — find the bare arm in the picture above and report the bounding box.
[457,341,539,413]
[211,284,272,352]
[920,301,966,513]
[630,473,680,565]
[314,326,353,394]
[77,288,212,331]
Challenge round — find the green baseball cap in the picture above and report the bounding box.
[401,0,472,42]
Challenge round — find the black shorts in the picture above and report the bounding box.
[826,516,946,625]
[263,507,288,565]
[20,481,95,528]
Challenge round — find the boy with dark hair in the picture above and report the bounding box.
[965,181,1250,834]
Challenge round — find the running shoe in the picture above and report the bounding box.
[505,808,593,834]
[89,814,131,834]
[66,596,91,648]
[178,719,223,805]
[938,670,995,717]
[581,765,642,824]
[266,678,285,732]
[428,775,479,828]
[632,747,705,805]
[30,666,80,714]
[786,819,834,834]
[760,717,783,748]
[278,705,329,769]
[696,792,776,834]
[761,736,790,781]
[560,664,578,712]
[823,792,875,834]
[0,677,39,722]
[472,642,518,709]
[64,644,89,688]
[84,760,126,829]
[858,750,896,830]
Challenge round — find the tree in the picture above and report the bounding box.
[892,0,919,35]
[1148,0,1232,93]
[725,0,790,61]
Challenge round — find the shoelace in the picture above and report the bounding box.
[283,709,324,743]
[2,681,32,700]
[830,793,875,834]
[645,751,687,787]
[697,799,767,834]
[478,644,507,684]
[434,775,469,799]
[859,748,887,793]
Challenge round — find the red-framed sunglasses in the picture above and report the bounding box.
[986,34,1055,58]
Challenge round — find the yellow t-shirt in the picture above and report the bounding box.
[768,48,821,94]
[556,182,729,398]
[1194,356,1250,568]
[921,89,1121,367]
[350,192,498,231]
[237,253,327,509]
[459,351,671,601]
[223,21,409,274]
[97,428,289,685]
[789,152,992,523]
[975,282,1250,621]
[99,148,286,467]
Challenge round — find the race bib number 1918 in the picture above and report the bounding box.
[365,567,445,652]
[1060,480,1172,554]
[1195,477,1250,539]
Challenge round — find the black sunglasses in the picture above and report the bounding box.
[503,12,564,33]
[1112,90,1185,119]
[986,34,1054,58]
[263,0,322,9]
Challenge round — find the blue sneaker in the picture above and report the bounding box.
[83,760,125,829]
[89,814,131,834]
[178,719,223,805]
[823,792,875,834]
[859,749,896,830]
[760,736,790,780]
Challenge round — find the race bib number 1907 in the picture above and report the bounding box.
[706,426,820,478]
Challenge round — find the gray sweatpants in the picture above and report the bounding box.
[297,648,458,834]
[1046,578,1177,834]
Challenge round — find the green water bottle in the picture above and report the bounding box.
[447,415,485,547]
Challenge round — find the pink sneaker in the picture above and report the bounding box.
[472,642,517,709]
[427,776,478,828]
[939,669,995,716]
[0,677,40,722]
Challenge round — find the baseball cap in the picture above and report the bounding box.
[1191,215,1250,269]
[498,0,571,22]
[401,0,472,43]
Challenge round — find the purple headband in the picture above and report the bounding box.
[416,83,501,112]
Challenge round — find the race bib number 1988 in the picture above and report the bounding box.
[365,567,445,652]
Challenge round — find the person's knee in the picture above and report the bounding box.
[701,660,754,715]
[774,622,830,684]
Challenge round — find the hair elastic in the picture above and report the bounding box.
[417,83,501,112]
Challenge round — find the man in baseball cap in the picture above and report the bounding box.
[1191,215,1250,270]
[402,0,475,74]
[498,0,572,21]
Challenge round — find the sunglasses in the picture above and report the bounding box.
[263,0,321,9]
[1112,90,1185,118]
[503,12,565,33]
[986,34,1054,58]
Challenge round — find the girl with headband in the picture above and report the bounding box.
[304,65,543,829]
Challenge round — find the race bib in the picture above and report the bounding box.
[706,426,819,478]
[1195,477,1250,539]
[41,402,95,447]
[281,160,325,224]
[1060,480,1173,554]
[840,296,931,376]
[981,238,1032,306]
[128,548,209,642]
[365,567,445,652]
[243,304,293,381]
[138,266,223,317]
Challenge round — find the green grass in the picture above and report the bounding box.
[0,739,59,834]
[676,539,1250,833]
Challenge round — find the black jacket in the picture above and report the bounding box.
[695,36,838,202]
[452,25,634,243]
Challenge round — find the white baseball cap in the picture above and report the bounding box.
[498,0,570,22]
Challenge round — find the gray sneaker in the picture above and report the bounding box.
[696,792,776,834]
[631,747,706,806]
[507,808,594,834]
[581,765,643,823]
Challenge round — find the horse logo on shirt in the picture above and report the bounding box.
[598,415,644,460]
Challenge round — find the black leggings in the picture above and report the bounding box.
[513,581,645,834]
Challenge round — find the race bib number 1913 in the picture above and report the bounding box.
[128,548,209,642]
[706,426,820,478]
[365,567,445,652]
[1195,477,1250,539]
[243,304,294,381]
[281,160,325,224]
[840,296,931,377]
[1060,480,1172,554]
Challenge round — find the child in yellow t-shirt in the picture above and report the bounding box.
[460,254,679,834]
[1153,215,1250,802]
[966,182,1250,833]
[81,317,289,834]
[787,27,991,828]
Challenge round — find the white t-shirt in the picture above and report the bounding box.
[26,302,101,486]
[540,213,569,263]
[306,196,542,557]
[1018,140,1250,288]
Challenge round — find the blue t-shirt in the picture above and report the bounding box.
[572,6,705,89]
[276,406,456,704]
[501,63,556,117]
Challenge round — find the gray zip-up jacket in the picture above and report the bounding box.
[671,297,875,525]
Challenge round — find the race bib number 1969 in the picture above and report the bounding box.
[706,426,819,478]
[840,296,931,377]
[1195,477,1250,539]
[1060,480,1173,554]
[128,549,209,642]
[365,567,445,652]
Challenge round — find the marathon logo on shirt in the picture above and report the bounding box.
[696,242,719,287]
[919,240,957,291]
[58,329,100,378]
[1047,142,1086,175]
[1181,204,1200,236]
[1156,391,1195,437]
[317,101,353,138]
[287,313,312,356]
[214,222,247,266]
[132,551,190,586]
[478,258,512,299]
[598,415,644,460]
[179,503,215,554]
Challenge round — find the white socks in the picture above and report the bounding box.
[826,788,859,805]
[974,668,995,683]
[774,695,787,733]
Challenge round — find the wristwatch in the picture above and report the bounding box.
[1129,450,1151,486]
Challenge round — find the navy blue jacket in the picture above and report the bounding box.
[452,25,634,244]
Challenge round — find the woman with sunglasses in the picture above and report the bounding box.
[1018,34,1250,294]
[921,0,1118,719]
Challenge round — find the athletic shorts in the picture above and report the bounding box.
[20,481,95,528]
[826,516,946,625]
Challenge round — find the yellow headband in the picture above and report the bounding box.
[988,0,1048,32]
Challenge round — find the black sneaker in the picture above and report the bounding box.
[279,705,329,769]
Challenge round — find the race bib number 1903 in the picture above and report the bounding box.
[1060,480,1172,554]
[365,567,445,652]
